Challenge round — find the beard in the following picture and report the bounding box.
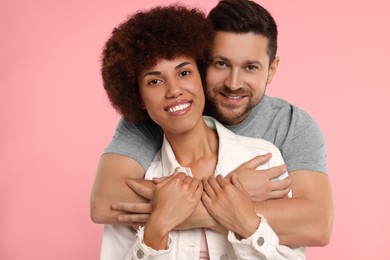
[204,90,256,125]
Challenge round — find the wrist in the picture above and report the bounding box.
[143,214,170,249]
[235,214,261,239]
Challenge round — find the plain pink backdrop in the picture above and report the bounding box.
[1,0,389,259]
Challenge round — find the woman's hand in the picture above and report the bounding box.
[202,173,260,239]
[143,172,203,249]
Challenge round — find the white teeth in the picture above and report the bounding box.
[228,96,241,100]
[168,103,190,112]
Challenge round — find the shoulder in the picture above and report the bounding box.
[258,96,323,135]
[116,117,162,136]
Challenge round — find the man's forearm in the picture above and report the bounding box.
[90,154,146,224]
[254,171,334,247]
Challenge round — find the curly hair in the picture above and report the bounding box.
[101,5,213,122]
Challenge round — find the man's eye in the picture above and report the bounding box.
[247,65,258,71]
[215,61,227,68]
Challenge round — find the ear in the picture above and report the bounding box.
[140,100,146,110]
[266,56,280,84]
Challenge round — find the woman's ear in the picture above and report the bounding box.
[140,100,146,110]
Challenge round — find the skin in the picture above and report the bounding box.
[205,32,279,125]
[138,56,271,248]
[205,31,333,246]
[90,31,333,246]
[202,174,260,239]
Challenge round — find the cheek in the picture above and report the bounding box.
[206,70,223,89]
[250,78,267,96]
[140,92,159,112]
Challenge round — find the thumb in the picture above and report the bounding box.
[231,173,245,192]
[152,176,168,184]
[241,153,272,169]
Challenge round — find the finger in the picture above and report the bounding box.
[231,173,246,192]
[117,213,149,224]
[183,176,193,186]
[112,202,152,213]
[193,181,203,200]
[196,181,203,197]
[263,165,288,179]
[241,153,272,169]
[152,176,168,184]
[126,179,153,199]
[158,172,185,187]
[215,174,229,189]
[174,172,187,182]
[202,191,212,208]
[270,178,292,191]
[189,177,200,192]
[269,186,291,199]
[202,177,216,199]
[207,175,223,193]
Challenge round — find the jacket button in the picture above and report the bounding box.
[220,254,229,260]
[136,249,144,259]
[257,237,265,246]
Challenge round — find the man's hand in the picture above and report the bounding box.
[111,178,155,228]
[226,153,291,201]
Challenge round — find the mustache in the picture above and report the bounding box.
[216,86,249,96]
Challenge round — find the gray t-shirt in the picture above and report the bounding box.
[104,95,327,174]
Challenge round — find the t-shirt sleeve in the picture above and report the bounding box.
[104,117,163,171]
[280,107,327,174]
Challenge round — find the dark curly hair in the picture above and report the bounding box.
[101,5,213,122]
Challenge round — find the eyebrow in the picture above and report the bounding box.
[142,61,193,78]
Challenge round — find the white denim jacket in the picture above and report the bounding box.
[100,117,306,260]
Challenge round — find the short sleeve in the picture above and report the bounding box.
[280,107,327,174]
[104,117,163,171]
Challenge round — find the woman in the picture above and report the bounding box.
[99,4,304,260]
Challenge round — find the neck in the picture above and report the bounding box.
[164,119,218,167]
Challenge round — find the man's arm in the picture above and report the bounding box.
[90,153,148,224]
[111,154,289,232]
[253,170,333,247]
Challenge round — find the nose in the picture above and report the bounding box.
[166,79,183,98]
[224,68,242,91]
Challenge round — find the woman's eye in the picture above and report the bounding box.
[180,70,191,77]
[148,79,161,85]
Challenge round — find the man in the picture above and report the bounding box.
[91,0,333,247]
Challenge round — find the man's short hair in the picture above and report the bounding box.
[208,0,278,64]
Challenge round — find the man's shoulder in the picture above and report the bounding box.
[116,117,161,135]
[255,96,318,126]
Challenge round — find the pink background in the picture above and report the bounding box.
[1,0,389,259]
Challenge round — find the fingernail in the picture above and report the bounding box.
[112,203,118,209]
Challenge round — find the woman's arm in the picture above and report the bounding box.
[202,174,305,259]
